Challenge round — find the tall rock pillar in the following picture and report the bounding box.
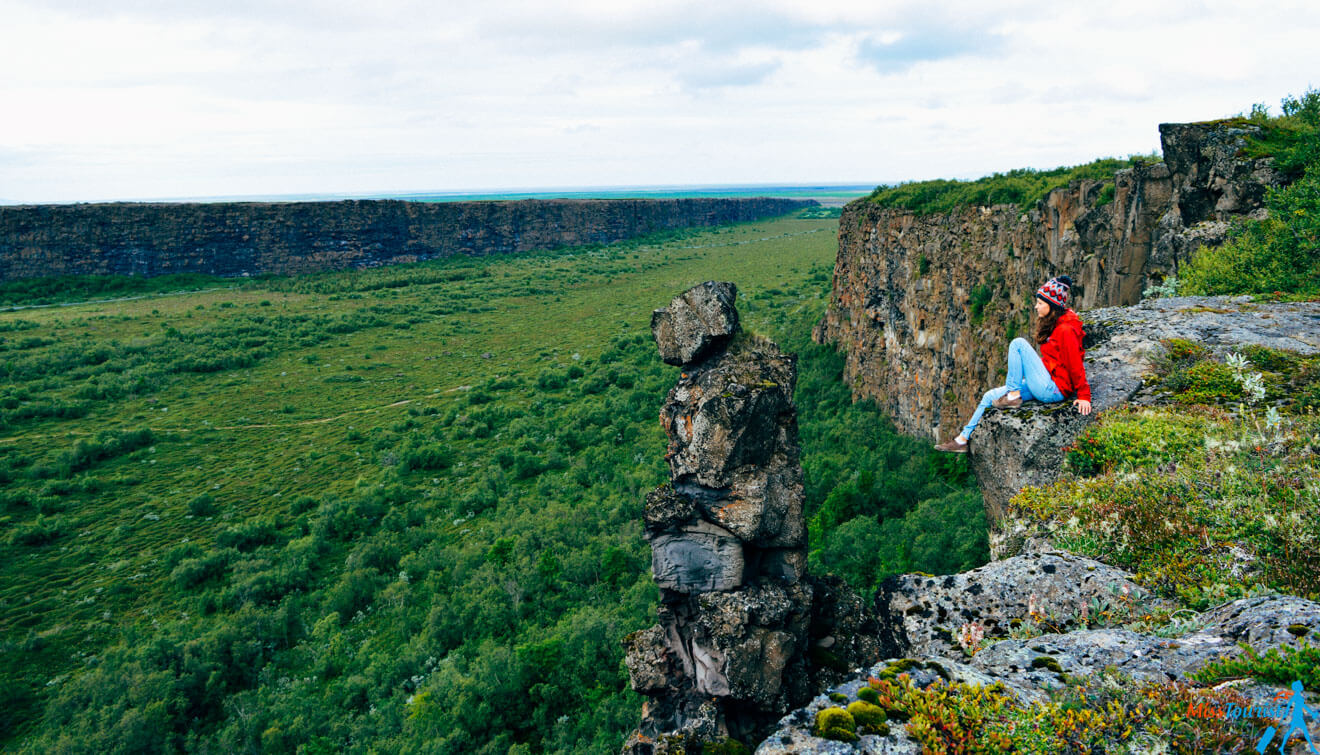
[622,281,813,753]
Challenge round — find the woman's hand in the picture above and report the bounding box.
[1074,399,1092,415]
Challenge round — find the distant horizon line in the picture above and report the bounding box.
[0,182,880,207]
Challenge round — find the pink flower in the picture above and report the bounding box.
[957,622,985,654]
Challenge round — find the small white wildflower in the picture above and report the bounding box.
[1265,406,1282,430]
[956,622,986,654]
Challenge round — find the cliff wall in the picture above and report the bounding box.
[812,121,1280,439]
[0,197,813,281]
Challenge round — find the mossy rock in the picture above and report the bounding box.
[847,701,889,735]
[812,706,858,742]
[828,692,848,703]
[1287,624,1310,637]
[856,686,880,705]
[702,738,751,755]
[1031,655,1064,674]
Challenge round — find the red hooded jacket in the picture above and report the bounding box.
[1039,309,1090,402]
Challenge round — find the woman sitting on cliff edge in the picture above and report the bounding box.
[935,275,1091,453]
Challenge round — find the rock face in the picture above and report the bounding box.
[0,197,814,281]
[754,116,1317,754]
[623,282,815,752]
[812,121,1283,441]
[969,296,1320,524]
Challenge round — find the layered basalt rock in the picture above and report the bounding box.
[622,282,817,753]
[812,121,1283,442]
[0,197,813,281]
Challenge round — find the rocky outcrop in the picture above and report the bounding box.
[757,561,1320,754]
[813,121,1283,441]
[969,296,1320,524]
[0,197,813,281]
[623,282,816,752]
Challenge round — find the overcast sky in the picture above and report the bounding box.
[2,0,1316,203]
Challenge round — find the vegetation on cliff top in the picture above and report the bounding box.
[1011,341,1320,610]
[864,154,1160,216]
[1182,88,1320,299]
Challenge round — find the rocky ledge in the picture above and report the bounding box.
[755,588,1320,755]
[969,295,1320,523]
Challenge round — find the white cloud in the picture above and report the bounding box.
[1,0,1317,201]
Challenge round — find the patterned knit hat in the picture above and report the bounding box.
[1036,276,1071,309]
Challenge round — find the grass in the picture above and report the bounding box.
[1013,404,1320,609]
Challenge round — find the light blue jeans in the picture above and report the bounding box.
[961,338,1064,438]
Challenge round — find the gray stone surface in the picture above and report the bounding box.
[651,521,745,593]
[874,553,1164,659]
[660,336,797,488]
[651,281,740,366]
[687,465,807,548]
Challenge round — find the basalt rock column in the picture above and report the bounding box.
[622,282,813,753]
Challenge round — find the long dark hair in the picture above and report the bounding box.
[1033,275,1072,346]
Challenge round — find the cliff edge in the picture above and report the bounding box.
[0,197,813,281]
[812,120,1280,441]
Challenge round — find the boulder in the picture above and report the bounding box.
[652,281,740,366]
